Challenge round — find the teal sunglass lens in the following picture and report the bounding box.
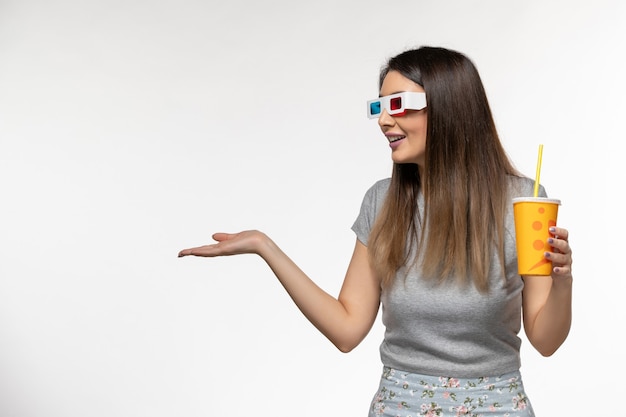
[369,101,381,115]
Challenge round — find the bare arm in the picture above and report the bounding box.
[522,226,573,356]
[178,231,381,352]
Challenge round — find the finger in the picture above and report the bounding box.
[548,237,571,256]
[549,226,569,242]
[552,264,572,276]
[545,243,573,280]
[212,232,235,242]
[545,250,570,265]
[177,233,233,257]
[178,245,215,257]
[178,248,195,257]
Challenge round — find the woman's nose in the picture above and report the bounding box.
[378,109,395,128]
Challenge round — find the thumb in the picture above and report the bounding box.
[212,232,236,242]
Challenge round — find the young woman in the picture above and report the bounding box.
[179,46,573,416]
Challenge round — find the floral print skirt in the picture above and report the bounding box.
[368,367,535,417]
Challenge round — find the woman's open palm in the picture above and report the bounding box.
[178,230,266,258]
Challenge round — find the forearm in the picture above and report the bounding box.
[526,277,573,356]
[256,235,373,352]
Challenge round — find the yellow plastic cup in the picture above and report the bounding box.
[512,197,561,276]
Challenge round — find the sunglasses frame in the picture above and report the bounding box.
[367,91,427,119]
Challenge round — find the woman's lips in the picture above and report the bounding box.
[386,134,406,149]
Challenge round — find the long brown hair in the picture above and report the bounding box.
[368,46,520,292]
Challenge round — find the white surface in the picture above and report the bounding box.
[1,1,623,415]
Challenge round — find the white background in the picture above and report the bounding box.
[1,1,623,416]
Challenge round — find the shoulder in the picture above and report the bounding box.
[355,178,391,214]
[352,178,392,240]
[507,175,548,198]
[368,177,391,193]
[362,177,391,203]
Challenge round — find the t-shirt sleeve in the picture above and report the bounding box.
[351,178,390,246]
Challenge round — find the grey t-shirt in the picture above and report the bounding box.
[351,176,547,378]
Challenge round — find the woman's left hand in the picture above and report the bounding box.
[547,226,573,279]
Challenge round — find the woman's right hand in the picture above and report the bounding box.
[178,230,267,258]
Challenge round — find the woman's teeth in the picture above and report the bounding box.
[388,135,405,143]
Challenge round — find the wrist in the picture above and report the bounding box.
[255,231,277,258]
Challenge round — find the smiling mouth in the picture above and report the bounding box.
[387,135,406,143]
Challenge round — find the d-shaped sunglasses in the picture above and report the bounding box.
[367,92,427,119]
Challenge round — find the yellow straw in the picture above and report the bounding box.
[533,144,544,197]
